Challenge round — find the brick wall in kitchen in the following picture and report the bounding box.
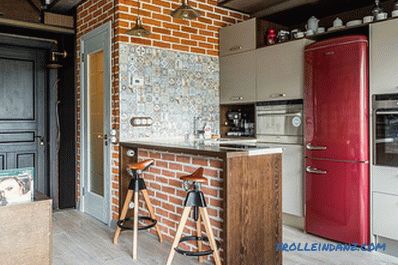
[75,0,248,219]
[137,149,224,262]
[115,0,249,56]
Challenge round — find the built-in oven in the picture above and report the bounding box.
[256,100,303,144]
[373,94,398,167]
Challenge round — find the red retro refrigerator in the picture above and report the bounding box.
[304,36,370,245]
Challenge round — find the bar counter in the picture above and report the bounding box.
[119,139,282,265]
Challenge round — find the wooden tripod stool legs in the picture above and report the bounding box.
[166,207,192,265]
[113,190,133,244]
[166,207,221,265]
[200,207,221,265]
[132,188,139,260]
[112,187,163,261]
[142,189,163,242]
[196,212,204,263]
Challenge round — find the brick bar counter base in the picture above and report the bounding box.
[135,149,224,262]
[119,142,282,265]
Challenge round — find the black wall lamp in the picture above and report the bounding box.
[47,50,67,69]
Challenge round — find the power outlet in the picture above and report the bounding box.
[130,117,153,127]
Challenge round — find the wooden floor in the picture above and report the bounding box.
[53,210,398,265]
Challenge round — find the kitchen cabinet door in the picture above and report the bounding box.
[370,19,398,95]
[282,145,304,217]
[256,39,310,101]
[220,50,256,104]
[266,144,304,217]
[373,192,398,241]
[220,18,256,57]
[372,165,398,196]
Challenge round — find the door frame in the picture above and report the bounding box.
[79,21,112,224]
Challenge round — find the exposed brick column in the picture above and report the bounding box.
[76,0,248,220]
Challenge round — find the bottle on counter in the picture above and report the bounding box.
[204,123,212,140]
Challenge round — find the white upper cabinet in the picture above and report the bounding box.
[370,19,398,95]
[220,18,257,57]
[220,50,256,104]
[256,39,311,101]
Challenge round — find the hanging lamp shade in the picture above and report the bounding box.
[126,0,151,37]
[126,17,151,37]
[170,0,201,20]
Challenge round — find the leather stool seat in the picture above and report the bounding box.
[127,159,154,172]
[180,168,207,183]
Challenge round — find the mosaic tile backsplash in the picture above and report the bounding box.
[119,44,220,140]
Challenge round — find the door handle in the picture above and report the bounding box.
[97,134,109,145]
[376,111,398,115]
[306,143,327,150]
[306,166,327,175]
[35,136,45,146]
[97,134,108,140]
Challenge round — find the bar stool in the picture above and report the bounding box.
[166,168,221,265]
[113,159,163,260]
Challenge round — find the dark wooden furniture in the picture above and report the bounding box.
[119,141,282,265]
[113,160,162,260]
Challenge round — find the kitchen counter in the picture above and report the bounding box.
[119,140,282,265]
[120,139,282,158]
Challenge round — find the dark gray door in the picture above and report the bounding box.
[0,45,48,195]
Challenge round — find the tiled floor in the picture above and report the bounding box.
[53,210,398,265]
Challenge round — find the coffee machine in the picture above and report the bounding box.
[225,109,255,137]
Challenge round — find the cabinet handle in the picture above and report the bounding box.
[270,93,287,98]
[306,166,327,175]
[306,143,327,150]
[229,45,243,51]
[231,96,244,101]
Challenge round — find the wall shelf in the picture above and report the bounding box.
[0,17,75,35]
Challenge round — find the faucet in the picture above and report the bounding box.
[193,116,205,139]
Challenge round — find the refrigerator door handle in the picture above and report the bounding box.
[306,166,327,175]
[306,143,327,150]
[376,111,398,115]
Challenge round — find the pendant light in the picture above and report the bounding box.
[170,0,201,20]
[126,0,151,37]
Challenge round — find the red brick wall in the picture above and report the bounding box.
[138,149,224,260]
[75,0,248,218]
[115,0,249,56]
